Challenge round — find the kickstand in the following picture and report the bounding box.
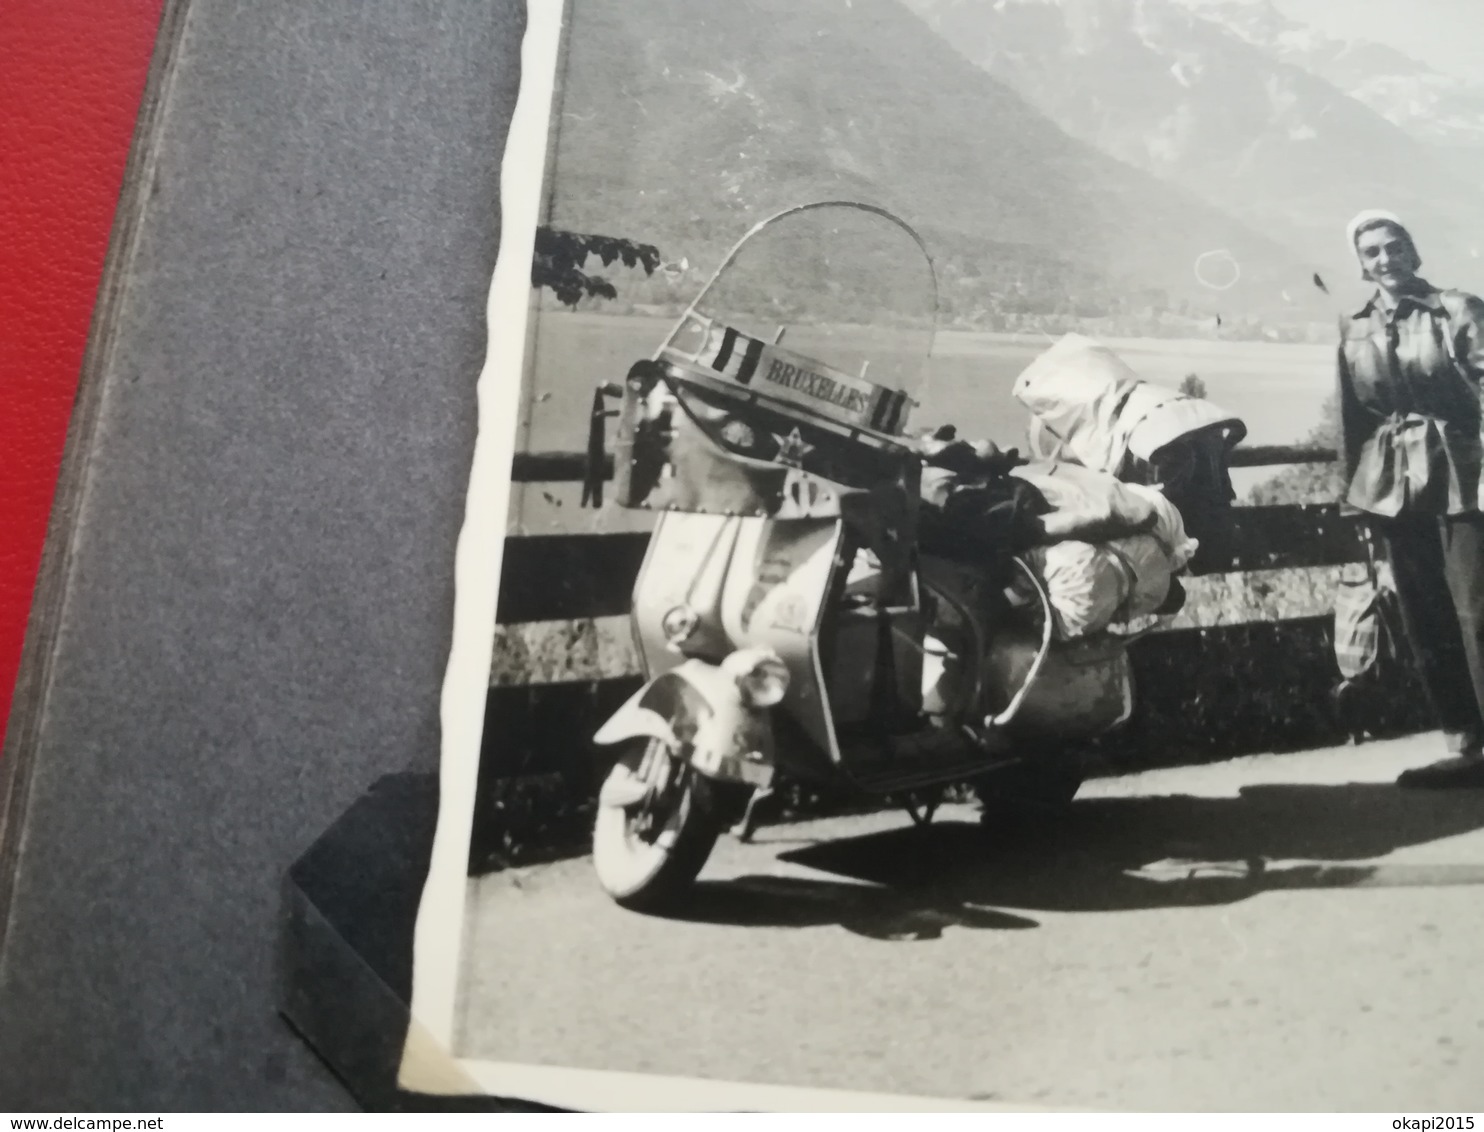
[904,790,941,827]
[731,786,774,843]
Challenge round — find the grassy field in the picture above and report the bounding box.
[508,311,1336,536]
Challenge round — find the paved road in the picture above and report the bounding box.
[456,736,1484,1111]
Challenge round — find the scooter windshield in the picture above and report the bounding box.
[613,203,938,516]
[673,202,937,404]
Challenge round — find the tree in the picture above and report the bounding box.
[1246,392,1344,505]
[1179,373,1208,399]
[531,227,662,308]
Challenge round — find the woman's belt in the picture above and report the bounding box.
[1348,411,1479,516]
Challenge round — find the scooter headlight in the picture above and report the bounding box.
[661,604,700,649]
[721,647,791,708]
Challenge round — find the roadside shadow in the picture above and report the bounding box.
[678,875,1041,940]
[670,782,1484,938]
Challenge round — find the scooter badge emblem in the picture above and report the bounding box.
[772,428,815,468]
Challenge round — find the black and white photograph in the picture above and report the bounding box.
[404,0,1484,1109]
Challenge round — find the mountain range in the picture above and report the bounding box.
[546,0,1484,336]
[901,0,1484,291]
[1184,0,1484,159]
[547,0,1337,333]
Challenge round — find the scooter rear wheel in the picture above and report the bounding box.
[592,739,730,914]
[972,761,1083,833]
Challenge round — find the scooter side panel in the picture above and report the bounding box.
[983,628,1135,740]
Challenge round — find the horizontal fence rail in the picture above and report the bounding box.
[509,443,1340,485]
[1227,444,1336,468]
[497,443,1354,625]
[494,511,1362,626]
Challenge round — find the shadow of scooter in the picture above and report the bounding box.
[675,873,1041,940]
[663,781,1484,940]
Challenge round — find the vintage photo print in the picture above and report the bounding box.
[403,0,1484,1110]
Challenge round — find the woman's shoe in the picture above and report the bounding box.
[1396,753,1484,788]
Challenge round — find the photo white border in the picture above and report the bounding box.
[399,0,566,1092]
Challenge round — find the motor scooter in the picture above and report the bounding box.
[582,202,1134,912]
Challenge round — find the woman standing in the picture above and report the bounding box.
[1337,210,1484,787]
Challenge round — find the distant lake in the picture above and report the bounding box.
[508,311,1335,535]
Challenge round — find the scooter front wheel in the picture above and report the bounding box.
[592,739,731,913]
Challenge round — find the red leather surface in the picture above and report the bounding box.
[0,2,164,737]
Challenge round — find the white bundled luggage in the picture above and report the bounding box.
[1010,460,1156,544]
[1013,473,1199,641]
[1013,333,1245,476]
[1013,333,1247,576]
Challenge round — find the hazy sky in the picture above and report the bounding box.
[1272,0,1484,80]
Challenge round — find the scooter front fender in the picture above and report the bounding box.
[593,703,679,750]
[593,661,776,790]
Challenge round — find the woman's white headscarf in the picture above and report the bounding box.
[1347,209,1422,270]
